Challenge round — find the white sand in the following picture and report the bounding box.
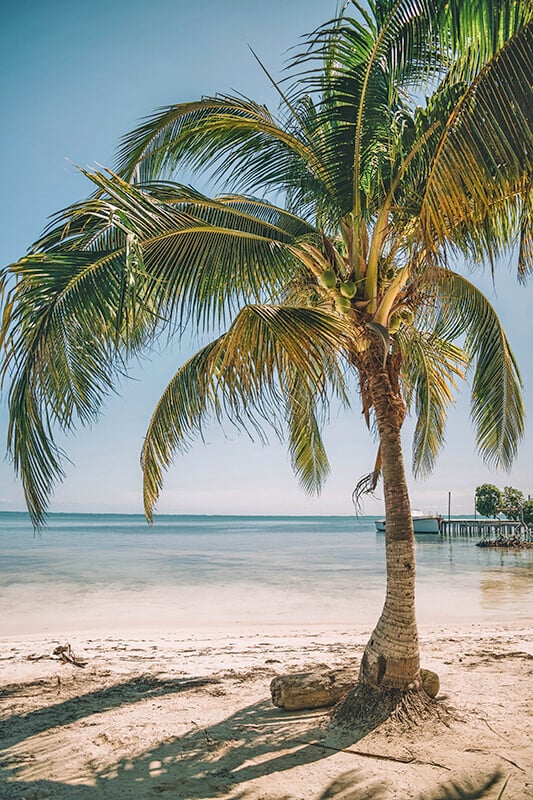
[1,622,532,799]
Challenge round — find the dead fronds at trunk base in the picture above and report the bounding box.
[331,683,438,732]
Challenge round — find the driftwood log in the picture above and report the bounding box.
[270,668,356,710]
[270,667,440,710]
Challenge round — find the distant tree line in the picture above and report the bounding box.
[475,484,533,524]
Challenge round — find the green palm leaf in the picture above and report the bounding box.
[399,327,467,477]
[284,369,333,496]
[419,22,533,270]
[1,174,325,526]
[432,270,524,469]
[115,96,334,213]
[0,245,162,527]
[35,169,320,327]
[141,304,351,520]
[287,0,444,218]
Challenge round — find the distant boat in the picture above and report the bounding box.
[375,515,442,534]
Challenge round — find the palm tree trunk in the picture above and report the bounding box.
[358,354,421,691]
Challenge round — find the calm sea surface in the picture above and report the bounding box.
[1,512,531,635]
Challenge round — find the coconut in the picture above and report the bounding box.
[388,313,402,334]
[334,295,352,314]
[340,281,357,298]
[317,269,337,289]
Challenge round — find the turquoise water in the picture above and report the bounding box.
[1,512,531,635]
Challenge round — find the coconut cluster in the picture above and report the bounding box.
[317,270,357,315]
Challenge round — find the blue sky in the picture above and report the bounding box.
[1,0,532,518]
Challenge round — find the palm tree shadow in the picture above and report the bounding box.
[91,686,407,797]
[0,674,219,749]
[1,680,504,800]
[0,678,381,799]
[96,697,338,797]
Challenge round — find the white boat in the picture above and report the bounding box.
[375,515,442,534]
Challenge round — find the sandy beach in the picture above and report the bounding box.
[1,622,532,799]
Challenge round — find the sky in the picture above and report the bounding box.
[0,0,532,519]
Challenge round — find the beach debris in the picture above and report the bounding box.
[52,643,87,668]
[295,738,450,768]
[420,668,440,698]
[466,748,525,772]
[476,536,532,548]
[270,667,356,710]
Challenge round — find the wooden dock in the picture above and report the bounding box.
[441,518,531,540]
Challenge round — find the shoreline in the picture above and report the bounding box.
[1,622,532,799]
[3,615,532,642]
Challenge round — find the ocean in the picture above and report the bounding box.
[1,512,531,635]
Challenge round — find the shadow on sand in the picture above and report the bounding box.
[1,674,218,749]
[0,674,501,800]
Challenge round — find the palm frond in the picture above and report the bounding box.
[141,304,352,520]
[0,241,165,527]
[5,373,67,529]
[284,370,332,495]
[115,95,340,218]
[517,181,533,282]
[399,327,467,477]
[432,270,524,469]
[286,0,445,220]
[1,166,331,524]
[35,169,319,331]
[419,22,533,267]
[442,0,532,80]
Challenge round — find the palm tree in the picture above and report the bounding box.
[1,0,531,710]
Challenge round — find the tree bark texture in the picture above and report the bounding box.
[358,349,420,691]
